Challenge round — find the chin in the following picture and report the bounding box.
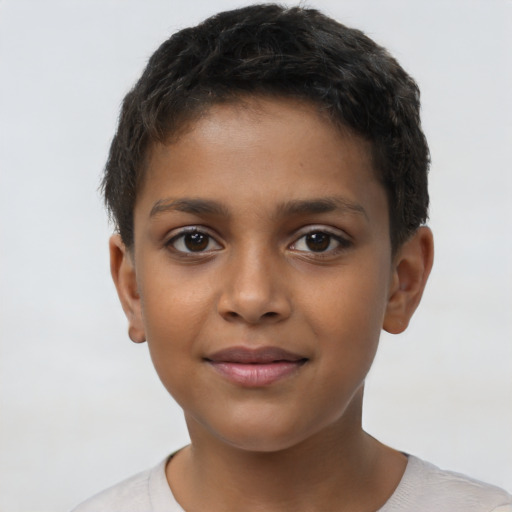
[189,409,327,455]
[224,431,303,454]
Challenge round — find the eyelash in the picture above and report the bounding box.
[165,226,352,258]
[289,228,352,257]
[165,227,222,256]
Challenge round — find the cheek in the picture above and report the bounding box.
[302,265,388,373]
[304,267,388,337]
[139,275,215,391]
[140,262,216,339]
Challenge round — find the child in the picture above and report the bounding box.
[72,4,512,511]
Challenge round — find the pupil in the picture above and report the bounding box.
[185,232,208,251]
[306,232,330,252]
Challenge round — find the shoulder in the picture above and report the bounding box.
[70,457,181,512]
[71,467,153,512]
[381,455,512,512]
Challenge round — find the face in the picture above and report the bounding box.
[116,97,403,453]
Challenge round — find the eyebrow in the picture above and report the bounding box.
[149,196,367,219]
[276,197,368,219]
[150,198,229,218]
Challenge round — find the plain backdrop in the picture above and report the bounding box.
[0,1,511,510]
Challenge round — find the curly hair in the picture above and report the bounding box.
[103,4,429,251]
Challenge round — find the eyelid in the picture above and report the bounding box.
[291,224,351,241]
[288,225,352,254]
[165,225,223,254]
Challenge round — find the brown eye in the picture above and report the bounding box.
[167,229,222,254]
[290,228,351,255]
[184,232,209,251]
[305,232,331,252]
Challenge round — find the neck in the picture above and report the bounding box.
[166,391,407,512]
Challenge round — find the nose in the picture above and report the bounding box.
[217,246,292,325]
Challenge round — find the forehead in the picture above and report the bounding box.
[136,97,387,229]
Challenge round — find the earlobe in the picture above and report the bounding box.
[383,227,434,334]
[109,234,146,343]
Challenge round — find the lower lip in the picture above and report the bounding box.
[208,361,305,387]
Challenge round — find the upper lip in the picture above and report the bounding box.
[205,346,307,364]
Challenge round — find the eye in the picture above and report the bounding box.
[167,229,222,254]
[290,229,351,254]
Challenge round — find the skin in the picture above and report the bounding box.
[110,97,434,511]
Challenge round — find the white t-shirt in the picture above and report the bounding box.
[71,454,512,512]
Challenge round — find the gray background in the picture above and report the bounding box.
[1,1,511,510]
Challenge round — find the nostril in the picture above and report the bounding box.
[222,310,279,322]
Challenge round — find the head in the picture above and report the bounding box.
[106,5,434,453]
[103,3,429,254]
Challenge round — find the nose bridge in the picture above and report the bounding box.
[218,239,290,324]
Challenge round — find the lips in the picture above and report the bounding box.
[205,346,308,387]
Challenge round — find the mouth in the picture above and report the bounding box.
[205,346,308,387]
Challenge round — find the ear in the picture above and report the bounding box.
[109,234,146,343]
[383,227,434,334]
